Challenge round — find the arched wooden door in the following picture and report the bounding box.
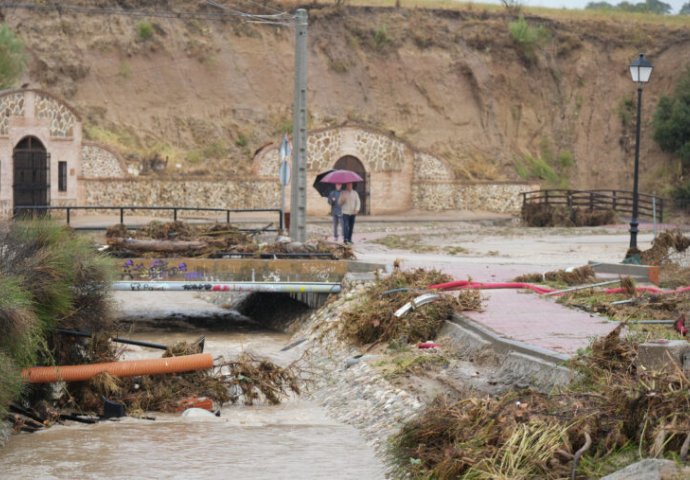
[334,155,368,215]
[13,136,50,217]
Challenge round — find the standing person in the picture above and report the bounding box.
[339,182,361,244]
[327,183,343,242]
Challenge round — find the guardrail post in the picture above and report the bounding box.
[174,208,178,221]
[612,191,617,211]
[120,208,124,225]
[226,210,230,224]
[66,207,71,226]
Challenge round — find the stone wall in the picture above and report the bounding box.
[35,94,77,138]
[81,178,280,210]
[80,143,127,178]
[88,126,532,216]
[81,178,534,215]
[0,93,25,136]
[414,151,453,180]
[254,126,415,178]
[0,89,83,216]
[412,182,538,213]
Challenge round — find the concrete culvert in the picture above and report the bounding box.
[233,292,313,331]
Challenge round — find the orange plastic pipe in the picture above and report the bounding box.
[21,353,214,384]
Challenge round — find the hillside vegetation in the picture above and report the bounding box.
[3,0,690,195]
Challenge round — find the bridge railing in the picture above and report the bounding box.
[12,205,284,232]
[520,189,664,223]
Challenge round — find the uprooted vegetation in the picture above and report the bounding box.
[514,265,597,286]
[1,219,303,434]
[521,204,617,227]
[64,345,301,418]
[341,268,483,346]
[0,219,114,421]
[391,325,690,479]
[383,230,690,478]
[105,220,354,259]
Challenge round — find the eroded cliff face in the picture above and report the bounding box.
[4,1,690,192]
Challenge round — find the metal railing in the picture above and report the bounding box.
[520,189,664,222]
[12,205,284,232]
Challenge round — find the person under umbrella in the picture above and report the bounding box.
[327,183,344,242]
[339,182,361,244]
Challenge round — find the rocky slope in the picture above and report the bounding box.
[4,1,690,193]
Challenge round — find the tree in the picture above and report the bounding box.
[681,2,690,14]
[0,24,26,89]
[645,0,672,14]
[593,0,672,13]
[653,67,690,171]
[586,1,614,9]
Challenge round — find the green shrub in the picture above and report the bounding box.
[0,24,26,89]
[203,141,228,159]
[374,26,389,50]
[235,133,248,148]
[653,67,690,171]
[515,154,559,183]
[618,97,634,127]
[514,139,573,188]
[0,219,115,418]
[0,351,22,421]
[508,16,548,63]
[137,21,154,41]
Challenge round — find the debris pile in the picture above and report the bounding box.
[392,325,690,479]
[642,229,690,266]
[341,268,476,346]
[105,220,354,259]
[522,204,616,227]
[514,265,597,286]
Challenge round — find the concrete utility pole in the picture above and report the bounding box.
[289,8,308,242]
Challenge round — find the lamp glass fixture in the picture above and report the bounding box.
[629,53,653,84]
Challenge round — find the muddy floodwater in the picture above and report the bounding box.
[0,329,386,479]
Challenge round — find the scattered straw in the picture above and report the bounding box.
[341,269,464,345]
[393,325,690,479]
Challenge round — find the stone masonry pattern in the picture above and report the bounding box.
[0,93,25,136]
[35,94,75,138]
[82,179,280,211]
[414,151,453,180]
[306,129,408,173]
[80,144,126,178]
[412,182,535,212]
[258,127,423,178]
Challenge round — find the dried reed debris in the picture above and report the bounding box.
[341,269,478,346]
[392,325,690,479]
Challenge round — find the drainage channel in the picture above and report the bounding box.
[0,291,386,479]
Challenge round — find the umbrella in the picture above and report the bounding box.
[313,169,336,197]
[319,169,363,184]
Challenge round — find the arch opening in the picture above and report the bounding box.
[334,155,368,215]
[13,136,49,217]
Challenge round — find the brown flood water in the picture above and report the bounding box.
[0,330,386,479]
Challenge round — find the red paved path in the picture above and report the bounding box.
[461,289,618,355]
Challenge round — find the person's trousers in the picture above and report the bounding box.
[343,214,356,243]
[332,214,343,239]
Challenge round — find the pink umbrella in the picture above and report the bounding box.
[319,169,363,184]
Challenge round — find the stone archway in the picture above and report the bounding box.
[334,155,368,215]
[13,135,49,216]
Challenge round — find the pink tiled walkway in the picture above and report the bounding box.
[462,289,619,355]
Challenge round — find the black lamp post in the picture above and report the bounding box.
[628,53,653,254]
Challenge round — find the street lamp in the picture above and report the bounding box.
[627,53,653,256]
